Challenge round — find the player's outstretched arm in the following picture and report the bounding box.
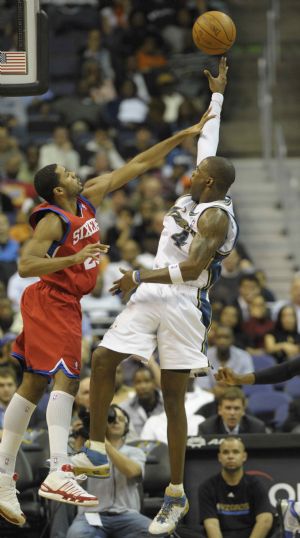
[197,56,228,165]
[214,367,255,386]
[18,213,109,277]
[81,110,214,208]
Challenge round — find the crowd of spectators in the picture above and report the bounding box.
[0,1,300,537]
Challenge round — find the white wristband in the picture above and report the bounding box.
[168,263,184,284]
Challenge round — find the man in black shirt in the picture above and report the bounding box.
[198,437,274,538]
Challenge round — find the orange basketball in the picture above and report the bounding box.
[192,11,236,55]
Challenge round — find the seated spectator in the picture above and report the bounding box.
[112,364,135,406]
[81,28,114,81]
[121,366,164,438]
[183,437,274,538]
[141,379,214,443]
[232,274,261,321]
[198,387,267,435]
[242,295,274,356]
[0,125,21,178]
[264,305,300,363]
[105,207,136,262]
[0,367,45,434]
[196,325,253,398]
[136,35,167,74]
[117,80,149,126]
[219,305,244,349]
[1,155,37,209]
[68,405,151,538]
[155,72,184,123]
[0,297,16,335]
[0,368,18,430]
[255,269,276,302]
[79,60,117,107]
[80,265,122,321]
[271,274,300,331]
[17,144,40,184]
[7,242,39,311]
[39,126,80,171]
[282,397,300,433]
[210,248,246,305]
[0,333,21,384]
[0,213,19,286]
[102,240,154,296]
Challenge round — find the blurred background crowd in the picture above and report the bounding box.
[0,1,300,536]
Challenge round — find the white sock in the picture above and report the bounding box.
[167,483,185,496]
[0,393,36,474]
[46,390,74,472]
[89,440,106,454]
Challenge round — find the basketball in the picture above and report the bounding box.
[192,11,236,55]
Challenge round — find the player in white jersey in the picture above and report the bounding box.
[73,57,238,536]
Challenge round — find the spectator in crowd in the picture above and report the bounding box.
[0,126,20,178]
[141,379,214,442]
[112,364,135,406]
[264,305,300,363]
[219,305,245,349]
[0,368,17,430]
[255,269,276,303]
[242,295,274,356]
[196,325,253,398]
[272,274,300,332]
[39,126,80,170]
[67,404,151,538]
[17,144,40,184]
[233,274,261,321]
[0,297,16,335]
[80,264,122,320]
[105,207,136,262]
[0,333,21,383]
[121,366,164,438]
[210,248,247,305]
[81,28,114,81]
[0,213,19,286]
[102,240,154,296]
[194,437,275,538]
[282,397,300,433]
[7,242,39,311]
[198,387,267,435]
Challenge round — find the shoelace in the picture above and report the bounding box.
[156,500,180,524]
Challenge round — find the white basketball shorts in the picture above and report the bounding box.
[100,283,211,371]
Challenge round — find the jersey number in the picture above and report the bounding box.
[171,230,189,249]
[84,257,99,270]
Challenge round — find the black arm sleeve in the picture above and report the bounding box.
[254,356,300,384]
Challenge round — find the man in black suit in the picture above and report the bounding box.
[198,387,266,435]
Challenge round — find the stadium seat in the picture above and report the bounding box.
[251,354,276,371]
[247,390,292,429]
[243,383,273,397]
[284,376,300,398]
[129,440,170,518]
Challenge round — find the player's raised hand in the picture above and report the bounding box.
[73,243,110,264]
[183,107,216,137]
[214,367,239,385]
[204,56,228,95]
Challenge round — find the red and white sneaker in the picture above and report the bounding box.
[0,472,26,526]
[38,464,98,506]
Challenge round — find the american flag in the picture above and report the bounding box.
[0,51,27,74]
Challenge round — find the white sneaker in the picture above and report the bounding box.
[71,442,110,478]
[0,472,26,526]
[149,490,189,535]
[38,464,98,506]
[278,499,300,535]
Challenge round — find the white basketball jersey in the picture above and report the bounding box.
[153,194,239,290]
